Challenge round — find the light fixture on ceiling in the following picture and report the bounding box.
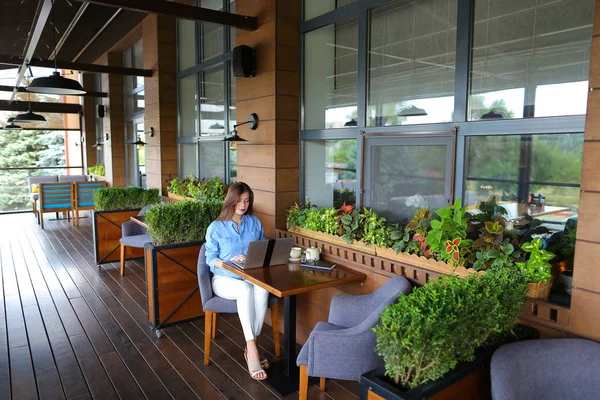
[344,118,357,127]
[26,1,86,95]
[14,93,47,123]
[397,105,428,117]
[4,122,23,130]
[480,109,505,120]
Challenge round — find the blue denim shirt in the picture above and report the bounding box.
[205,214,265,280]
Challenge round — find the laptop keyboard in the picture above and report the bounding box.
[231,260,245,269]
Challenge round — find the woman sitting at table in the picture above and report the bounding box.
[205,182,270,381]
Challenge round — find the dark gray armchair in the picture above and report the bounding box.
[119,205,152,276]
[491,338,600,400]
[197,243,281,366]
[296,275,411,399]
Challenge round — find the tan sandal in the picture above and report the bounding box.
[244,348,270,369]
[244,350,267,380]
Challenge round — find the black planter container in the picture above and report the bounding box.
[360,324,538,400]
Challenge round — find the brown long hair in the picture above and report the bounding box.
[216,182,254,221]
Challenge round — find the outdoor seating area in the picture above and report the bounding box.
[1,0,600,398]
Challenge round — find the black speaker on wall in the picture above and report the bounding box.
[97,104,105,118]
[232,45,256,77]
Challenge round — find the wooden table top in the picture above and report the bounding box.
[130,215,148,229]
[220,262,366,298]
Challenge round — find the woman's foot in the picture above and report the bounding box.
[244,349,267,380]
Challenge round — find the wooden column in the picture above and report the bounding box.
[81,72,97,170]
[236,0,300,238]
[569,0,600,340]
[101,52,126,188]
[143,14,178,195]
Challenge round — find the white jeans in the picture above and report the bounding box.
[211,275,269,341]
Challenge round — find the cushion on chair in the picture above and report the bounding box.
[27,176,58,193]
[491,338,600,400]
[58,175,87,182]
[205,297,238,313]
[119,234,151,248]
[296,321,346,366]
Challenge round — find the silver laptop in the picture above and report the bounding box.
[229,238,294,269]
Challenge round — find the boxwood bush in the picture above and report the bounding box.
[93,187,160,211]
[373,268,527,389]
[144,200,223,245]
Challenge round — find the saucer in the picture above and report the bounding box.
[289,257,301,263]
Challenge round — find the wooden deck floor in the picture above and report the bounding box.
[0,212,360,400]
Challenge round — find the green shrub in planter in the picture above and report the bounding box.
[373,268,527,390]
[145,200,223,245]
[93,187,160,211]
[87,164,105,176]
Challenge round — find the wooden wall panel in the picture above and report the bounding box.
[237,96,276,123]
[276,168,299,192]
[253,190,276,216]
[238,167,276,192]
[235,0,276,25]
[590,36,600,89]
[572,240,600,293]
[576,192,600,243]
[276,95,300,120]
[569,288,600,340]
[581,141,600,191]
[237,145,276,168]
[81,72,97,169]
[237,70,276,101]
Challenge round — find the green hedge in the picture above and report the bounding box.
[145,200,223,245]
[93,187,160,211]
[373,268,527,389]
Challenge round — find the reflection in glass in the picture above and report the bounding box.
[304,0,356,21]
[464,134,583,221]
[200,65,225,136]
[178,19,196,71]
[304,16,358,130]
[200,0,224,62]
[229,145,237,181]
[469,0,594,120]
[180,144,198,177]
[179,74,197,137]
[370,144,448,222]
[368,0,456,127]
[304,140,356,209]
[200,143,225,180]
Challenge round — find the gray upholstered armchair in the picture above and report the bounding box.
[296,275,411,399]
[197,243,281,366]
[119,205,153,276]
[491,338,600,400]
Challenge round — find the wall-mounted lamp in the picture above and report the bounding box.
[226,113,258,142]
[147,127,154,137]
[105,133,109,141]
[131,135,146,147]
[91,140,103,148]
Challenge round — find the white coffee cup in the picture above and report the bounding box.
[290,246,302,259]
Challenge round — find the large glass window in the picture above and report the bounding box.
[178,19,196,71]
[179,74,197,137]
[368,0,456,127]
[304,16,358,130]
[304,0,356,21]
[303,139,357,208]
[200,0,225,62]
[200,64,225,137]
[464,133,583,222]
[469,0,594,120]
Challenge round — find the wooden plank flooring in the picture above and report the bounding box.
[0,213,360,400]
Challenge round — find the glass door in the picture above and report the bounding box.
[363,135,454,222]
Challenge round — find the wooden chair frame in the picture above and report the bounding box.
[38,182,74,229]
[73,181,107,226]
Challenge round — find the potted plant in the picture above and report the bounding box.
[92,187,160,265]
[166,175,226,202]
[516,237,555,300]
[143,200,222,336]
[361,268,536,400]
[87,164,105,181]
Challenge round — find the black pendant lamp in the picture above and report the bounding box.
[14,93,47,123]
[3,121,23,130]
[27,1,86,95]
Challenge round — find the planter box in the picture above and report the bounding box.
[291,226,377,255]
[93,209,143,264]
[167,192,195,202]
[89,173,106,182]
[145,241,204,334]
[359,325,538,400]
[375,246,484,279]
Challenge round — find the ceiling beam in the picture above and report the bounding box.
[0,100,82,114]
[73,0,257,30]
[0,85,107,98]
[11,0,53,101]
[50,2,89,60]
[0,55,152,77]
[72,8,122,62]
